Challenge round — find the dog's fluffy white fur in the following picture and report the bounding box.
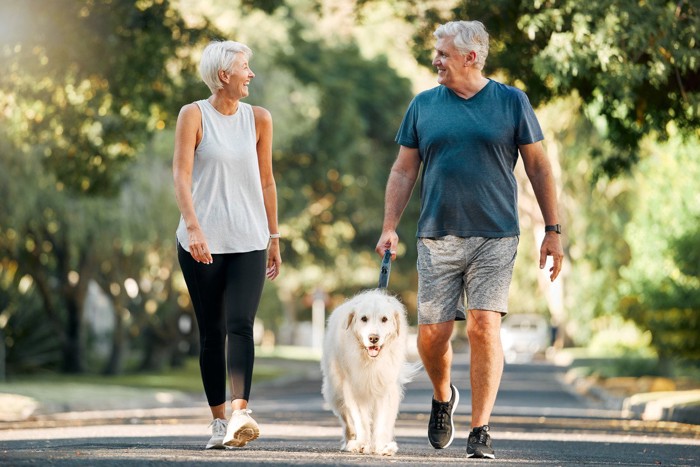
[321,289,419,456]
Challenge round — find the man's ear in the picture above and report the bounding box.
[464,51,477,67]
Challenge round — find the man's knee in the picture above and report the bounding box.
[418,322,453,353]
[467,310,502,342]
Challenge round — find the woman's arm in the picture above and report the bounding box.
[172,103,212,264]
[254,105,281,280]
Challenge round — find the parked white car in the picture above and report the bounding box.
[501,313,551,363]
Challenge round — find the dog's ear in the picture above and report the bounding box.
[393,310,401,336]
[346,311,355,330]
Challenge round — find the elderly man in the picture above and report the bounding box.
[376,20,563,459]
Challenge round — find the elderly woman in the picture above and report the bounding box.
[173,40,281,450]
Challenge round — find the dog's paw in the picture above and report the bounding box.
[375,441,398,456]
[343,439,370,453]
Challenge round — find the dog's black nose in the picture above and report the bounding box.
[369,334,379,344]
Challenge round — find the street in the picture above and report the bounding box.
[1,357,698,466]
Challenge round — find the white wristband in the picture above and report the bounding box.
[269,233,281,239]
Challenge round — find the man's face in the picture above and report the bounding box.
[432,36,464,87]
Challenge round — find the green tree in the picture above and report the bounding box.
[362,0,699,178]
[0,141,63,375]
[0,0,210,373]
[0,0,209,194]
[619,137,700,367]
[202,3,419,328]
[267,16,417,326]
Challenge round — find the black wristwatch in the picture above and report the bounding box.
[545,224,561,234]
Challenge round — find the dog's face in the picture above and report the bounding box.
[345,294,402,358]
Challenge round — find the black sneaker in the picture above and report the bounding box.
[467,425,495,459]
[428,384,459,449]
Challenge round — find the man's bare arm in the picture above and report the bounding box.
[520,141,564,281]
[375,146,421,259]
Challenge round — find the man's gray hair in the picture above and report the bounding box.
[434,21,489,70]
[199,40,253,94]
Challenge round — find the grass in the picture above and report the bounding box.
[0,350,322,414]
[558,348,700,384]
[3,348,320,393]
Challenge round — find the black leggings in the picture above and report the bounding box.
[177,243,267,406]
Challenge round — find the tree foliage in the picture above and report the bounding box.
[0,0,211,373]
[3,0,697,373]
[0,0,417,370]
[0,0,209,195]
[365,0,699,178]
[618,136,700,364]
[274,19,414,265]
[263,14,417,325]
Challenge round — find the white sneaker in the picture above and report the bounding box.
[223,409,260,447]
[205,418,228,449]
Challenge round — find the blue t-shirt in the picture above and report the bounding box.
[395,80,544,238]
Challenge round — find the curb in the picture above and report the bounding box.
[623,390,700,424]
[561,370,700,425]
[0,406,210,430]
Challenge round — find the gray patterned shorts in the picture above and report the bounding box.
[416,235,519,324]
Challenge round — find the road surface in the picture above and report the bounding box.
[1,357,698,465]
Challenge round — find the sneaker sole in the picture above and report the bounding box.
[429,385,460,449]
[224,426,260,448]
[205,441,226,450]
[467,451,496,459]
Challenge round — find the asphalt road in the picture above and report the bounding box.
[1,357,698,466]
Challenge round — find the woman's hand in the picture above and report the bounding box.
[266,238,281,280]
[188,227,213,264]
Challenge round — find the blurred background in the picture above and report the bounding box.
[0,0,697,390]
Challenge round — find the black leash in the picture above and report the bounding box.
[377,249,392,289]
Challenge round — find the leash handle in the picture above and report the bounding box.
[378,249,392,289]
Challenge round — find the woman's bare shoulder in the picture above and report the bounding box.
[252,105,272,123]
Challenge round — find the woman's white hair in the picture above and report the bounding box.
[434,21,489,70]
[199,40,253,94]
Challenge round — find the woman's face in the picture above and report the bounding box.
[223,52,255,98]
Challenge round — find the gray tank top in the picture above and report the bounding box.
[176,100,269,253]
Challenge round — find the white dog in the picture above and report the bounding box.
[321,289,419,456]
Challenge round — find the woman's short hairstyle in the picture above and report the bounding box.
[434,21,489,70]
[199,40,253,94]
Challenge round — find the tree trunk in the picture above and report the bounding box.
[102,306,126,375]
[276,287,298,345]
[61,277,91,373]
[138,327,173,372]
[62,295,83,373]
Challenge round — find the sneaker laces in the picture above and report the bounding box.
[232,408,253,417]
[431,400,451,430]
[471,425,490,444]
[209,418,227,436]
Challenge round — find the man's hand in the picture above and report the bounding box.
[539,232,564,281]
[375,230,399,260]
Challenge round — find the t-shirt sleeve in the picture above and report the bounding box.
[395,98,419,148]
[514,91,544,145]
